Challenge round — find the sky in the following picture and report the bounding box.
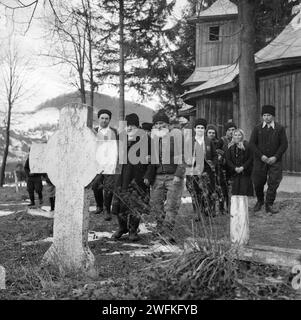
[0,0,188,113]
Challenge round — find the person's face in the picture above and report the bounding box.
[207,129,216,140]
[226,127,236,138]
[98,113,110,128]
[126,125,138,137]
[195,125,205,136]
[262,113,274,123]
[233,131,243,143]
[153,121,168,130]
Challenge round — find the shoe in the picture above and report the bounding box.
[94,206,103,214]
[112,229,128,239]
[104,209,112,221]
[128,230,140,241]
[253,201,264,212]
[265,204,279,215]
[28,203,35,207]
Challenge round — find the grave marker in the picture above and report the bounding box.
[29,103,116,275]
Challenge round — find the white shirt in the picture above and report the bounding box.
[97,126,115,140]
[262,121,275,129]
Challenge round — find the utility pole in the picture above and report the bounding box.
[119,0,125,122]
[238,0,257,139]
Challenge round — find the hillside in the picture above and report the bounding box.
[0,91,154,164]
[34,91,154,128]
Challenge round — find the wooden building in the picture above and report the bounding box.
[180,0,301,173]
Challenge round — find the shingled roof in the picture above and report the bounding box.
[181,11,301,107]
[255,11,301,64]
[197,0,237,19]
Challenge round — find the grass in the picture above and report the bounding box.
[0,185,300,299]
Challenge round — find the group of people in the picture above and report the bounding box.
[91,104,288,242]
[24,157,56,211]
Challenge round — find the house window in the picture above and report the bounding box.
[209,26,220,41]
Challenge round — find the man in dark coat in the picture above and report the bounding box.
[91,109,118,220]
[24,156,43,207]
[144,111,186,241]
[249,105,288,214]
[186,118,217,219]
[111,113,149,241]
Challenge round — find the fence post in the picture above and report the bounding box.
[230,195,249,245]
[14,170,19,193]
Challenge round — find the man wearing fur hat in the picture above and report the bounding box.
[111,113,149,241]
[249,105,288,214]
[186,118,217,219]
[144,111,185,241]
[91,109,118,220]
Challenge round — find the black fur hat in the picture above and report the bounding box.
[261,105,275,116]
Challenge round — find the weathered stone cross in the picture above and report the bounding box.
[29,103,118,275]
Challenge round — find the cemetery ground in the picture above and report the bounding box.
[0,186,301,300]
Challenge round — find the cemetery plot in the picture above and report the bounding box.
[0,185,300,299]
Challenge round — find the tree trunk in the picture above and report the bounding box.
[79,68,86,104]
[170,64,178,116]
[119,0,125,122]
[87,0,94,129]
[238,0,257,140]
[0,103,12,187]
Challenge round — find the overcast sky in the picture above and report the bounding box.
[0,0,188,113]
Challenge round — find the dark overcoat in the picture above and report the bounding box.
[226,141,254,196]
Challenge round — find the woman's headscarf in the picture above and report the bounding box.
[228,128,245,150]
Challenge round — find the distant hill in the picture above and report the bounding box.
[34,91,154,128]
[0,91,154,164]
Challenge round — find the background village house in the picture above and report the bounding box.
[180,0,301,175]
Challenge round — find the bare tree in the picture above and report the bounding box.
[41,0,100,126]
[0,39,31,186]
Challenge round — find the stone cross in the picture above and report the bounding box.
[29,103,117,275]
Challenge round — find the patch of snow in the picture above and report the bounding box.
[122,243,149,248]
[0,202,28,206]
[27,208,54,218]
[138,223,156,234]
[22,237,53,246]
[105,241,183,257]
[0,210,15,217]
[12,108,59,131]
[88,231,114,240]
[182,197,192,204]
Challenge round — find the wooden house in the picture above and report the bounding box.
[180,0,301,174]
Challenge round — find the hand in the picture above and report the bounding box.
[235,167,244,174]
[143,178,150,186]
[261,155,268,163]
[186,158,193,166]
[173,176,181,184]
[267,156,277,165]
